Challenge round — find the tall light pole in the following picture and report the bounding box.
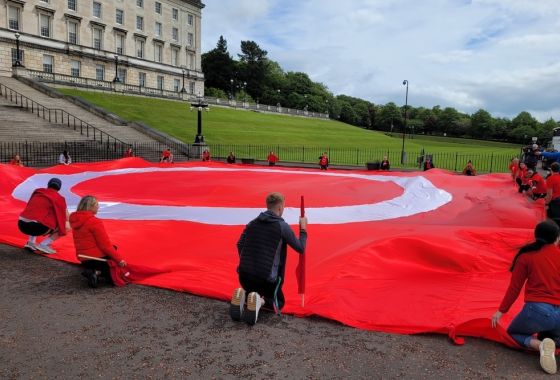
[242,81,247,104]
[277,89,281,109]
[191,95,209,144]
[230,79,234,100]
[13,32,22,67]
[181,69,186,93]
[401,79,409,165]
[113,55,120,83]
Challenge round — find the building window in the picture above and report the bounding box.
[138,72,146,87]
[117,68,127,84]
[115,33,125,54]
[43,55,54,73]
[93,27,103,50]
[171,48,179,66]
[188,14,193,26]
[154,43,163,63]
[136,0,143,8]
[136,38,145,58]
[155,2,162,14]
[157,75,164,90]
[68,0,77,11]
[70,60,81,77]
[155,22,162,37]
[116,9,124,25]
[11,48,24,66]
[92,2,102,18]
[8,5,21,30]
[95,64,104,80]
[68,20,79,44]
[187,32,193,47]
[172,27,178,41]
[173,79,180,92]
[172,8,178,20]
[39,13,51,38]
[136,16,143,31]
[189,81,195,94]
[187,52,195,70]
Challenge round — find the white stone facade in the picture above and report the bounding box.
[0,0,205,95]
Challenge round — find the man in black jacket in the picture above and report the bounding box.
[231,192,307,325]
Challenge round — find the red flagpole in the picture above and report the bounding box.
[298,195,306,307]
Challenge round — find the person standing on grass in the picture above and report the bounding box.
[267,151,279,166]
[231,192,307,325]
[492,220,560,374]
[18,178,70,254]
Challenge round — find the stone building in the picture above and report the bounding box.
[0,0,204,94]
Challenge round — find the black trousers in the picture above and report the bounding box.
[239,274,285,311]
[548,199,560,227]
[82,259,113,285]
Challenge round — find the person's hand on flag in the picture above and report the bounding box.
[491,311,503,328]
[300,217,307,231]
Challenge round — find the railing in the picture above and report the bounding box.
[0,141,514,172]
[26,69,329,119]
[0,82,127,147]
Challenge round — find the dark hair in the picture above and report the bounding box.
[510,220,560,271]
[63,150,69,160]
[551,162,560,173]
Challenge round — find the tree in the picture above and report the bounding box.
[201,36,236,95]
[237,40,269,99]
[438,107,460,136]
[470,109,495,139]
[377,102,402,132]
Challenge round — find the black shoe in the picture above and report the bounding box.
[82,269,98,288]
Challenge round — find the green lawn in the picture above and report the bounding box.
[58,89,521,171]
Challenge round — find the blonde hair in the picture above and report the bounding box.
[77,195,98,212]
[266,192,285,210]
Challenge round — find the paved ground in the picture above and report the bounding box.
[0,243,553,379]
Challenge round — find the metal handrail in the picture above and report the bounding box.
[0,82,127,146]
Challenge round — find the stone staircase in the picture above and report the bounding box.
[0,76,153,143]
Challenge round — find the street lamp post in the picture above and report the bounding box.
[191,95,209,144]
[13,32,22,67]
[277,89,281,110]
[401,80,409,165]
[113,55,120,83]
[181,69,186,93]
[242,81,247,105]
[230,79,234,100]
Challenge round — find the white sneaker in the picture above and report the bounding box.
[540,338,557,374]
[23,242,37,251]
[244,292,263,326]
[35,244,56,255]
[229,288,246,321]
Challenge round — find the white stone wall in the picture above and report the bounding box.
[0,0,204,94]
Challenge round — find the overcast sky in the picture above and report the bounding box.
[202,0,560,121]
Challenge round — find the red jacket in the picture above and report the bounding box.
[267,154,279,164]
[499,244,560,313]
[70,211,123,262]
[530,173,547,194]
[20,188,67,235]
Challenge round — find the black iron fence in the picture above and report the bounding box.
[0,82,126,146]
[1,141,514,173]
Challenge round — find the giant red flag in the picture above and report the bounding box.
[0,159,542,347]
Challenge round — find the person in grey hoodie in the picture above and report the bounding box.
[231,192,307,325]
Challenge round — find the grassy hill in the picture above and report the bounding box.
[57,89,521,171]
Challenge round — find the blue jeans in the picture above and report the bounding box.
[508,302,560,347]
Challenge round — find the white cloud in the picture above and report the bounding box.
[202,0,560,121]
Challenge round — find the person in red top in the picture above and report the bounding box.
[123,147,134,158]
[423,157,435,171]
[491,221,560,374]
[525,170,547,200]
[9,153,24,166]
[462,160,477,176]
[515,162,528,192]
[318,152,329,170]
[160,148,173,163]
[380,156,390,171]
[267,151,279,166]
[70,195,126,288]
[509,157,520,181]
[546,162,560,225]
[18,178,69,254]
[202,149,211,162]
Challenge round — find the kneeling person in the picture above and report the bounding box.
[70,195,126,288]
[232,192,307,325]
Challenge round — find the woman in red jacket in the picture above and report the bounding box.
[70,195,126,288]
[492,221,560,374]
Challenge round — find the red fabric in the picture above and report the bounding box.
[296,196,306,297]
[530,173,547,194]
[267,153,279,164]
[547,173,560,200]
[20,188,67,235]
[0,159,547,348]
[499,245,560,313]
[70,211,123,262]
